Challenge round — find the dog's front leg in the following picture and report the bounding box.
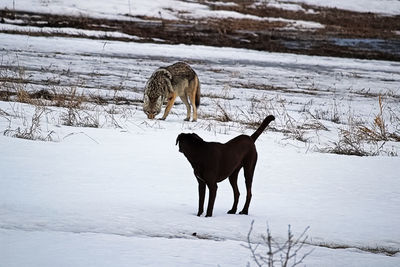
[197,179,206,216]
[205,183,218,217]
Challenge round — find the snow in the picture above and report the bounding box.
[284,0,400,15]
[1,0,400,266]
[1,0,399,21]
[0,0,253,20]
[0,23,144,41]
[1,33,398,135]
[3,229,400,267]
[0,0,187,20]
[1,108,400,266]
[4,229,400,267]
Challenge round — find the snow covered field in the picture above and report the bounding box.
[2,0,400,19]
[1,0,400,266]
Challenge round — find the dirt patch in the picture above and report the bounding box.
[1,2,399,61]
[206,0,400,39]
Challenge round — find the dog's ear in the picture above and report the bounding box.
[191,133,203,142]
[176,133,183,146]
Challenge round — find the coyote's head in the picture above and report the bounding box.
[143,68,173,119]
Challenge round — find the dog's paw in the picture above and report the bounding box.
[239,210,248,215]
[227,209,236,214]
[196,211,203,217]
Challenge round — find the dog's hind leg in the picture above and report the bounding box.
[227,168,240,214]
[205,183,218,217]
[240,158,257,215]
[197,178,206,216]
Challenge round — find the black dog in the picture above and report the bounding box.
[176,115,275,217]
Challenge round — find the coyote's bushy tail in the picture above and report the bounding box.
[195,76,200,107]
[251,115,275,142]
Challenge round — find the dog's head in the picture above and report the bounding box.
[176,133,204,153]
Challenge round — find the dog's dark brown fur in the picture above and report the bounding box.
[176,115,275,217]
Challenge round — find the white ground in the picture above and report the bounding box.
[1,0,400,266]
[1,0,400,19]
[1,105,400,266]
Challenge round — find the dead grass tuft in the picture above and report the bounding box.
[321,96,400,156]
[3,106,56,141]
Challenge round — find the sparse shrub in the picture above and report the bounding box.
[238,95,276,129]
[322,109,380,156]
[322,96,400,156]
[357,95,387,141]
[3,106,55,141]
[61,107,100,128]
[324,129,374,156]
[216,101,232,122]
[52,86,85,108]
[331,98,341,124]
[0,63,29,103]
[244,221,313,267]
[16,88,32,104]
[239,95,317,142]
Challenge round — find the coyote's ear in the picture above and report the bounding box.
[164,70,172,80]
[159,68,172,80]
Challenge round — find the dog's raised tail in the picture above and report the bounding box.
[251,115,275,142]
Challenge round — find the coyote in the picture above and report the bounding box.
[143,62,200,121]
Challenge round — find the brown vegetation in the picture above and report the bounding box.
[1,0,399,61]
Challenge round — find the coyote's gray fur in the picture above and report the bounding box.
[143,62,200,121]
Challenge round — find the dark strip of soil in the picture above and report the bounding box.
[1,4,399,61]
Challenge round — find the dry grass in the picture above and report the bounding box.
[1,58,399,156]
[202,91,398,156]
[357,95,388,141]
[322,96,400,156]
[3,106,56,141]
[0,64,139,140]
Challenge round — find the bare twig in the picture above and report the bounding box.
[244,220,313,267]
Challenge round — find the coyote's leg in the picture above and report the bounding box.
[189,91,197,122]
[160,92,177,120]
[179,94,191,121]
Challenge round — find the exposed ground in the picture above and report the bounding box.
[1,0,400,61]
